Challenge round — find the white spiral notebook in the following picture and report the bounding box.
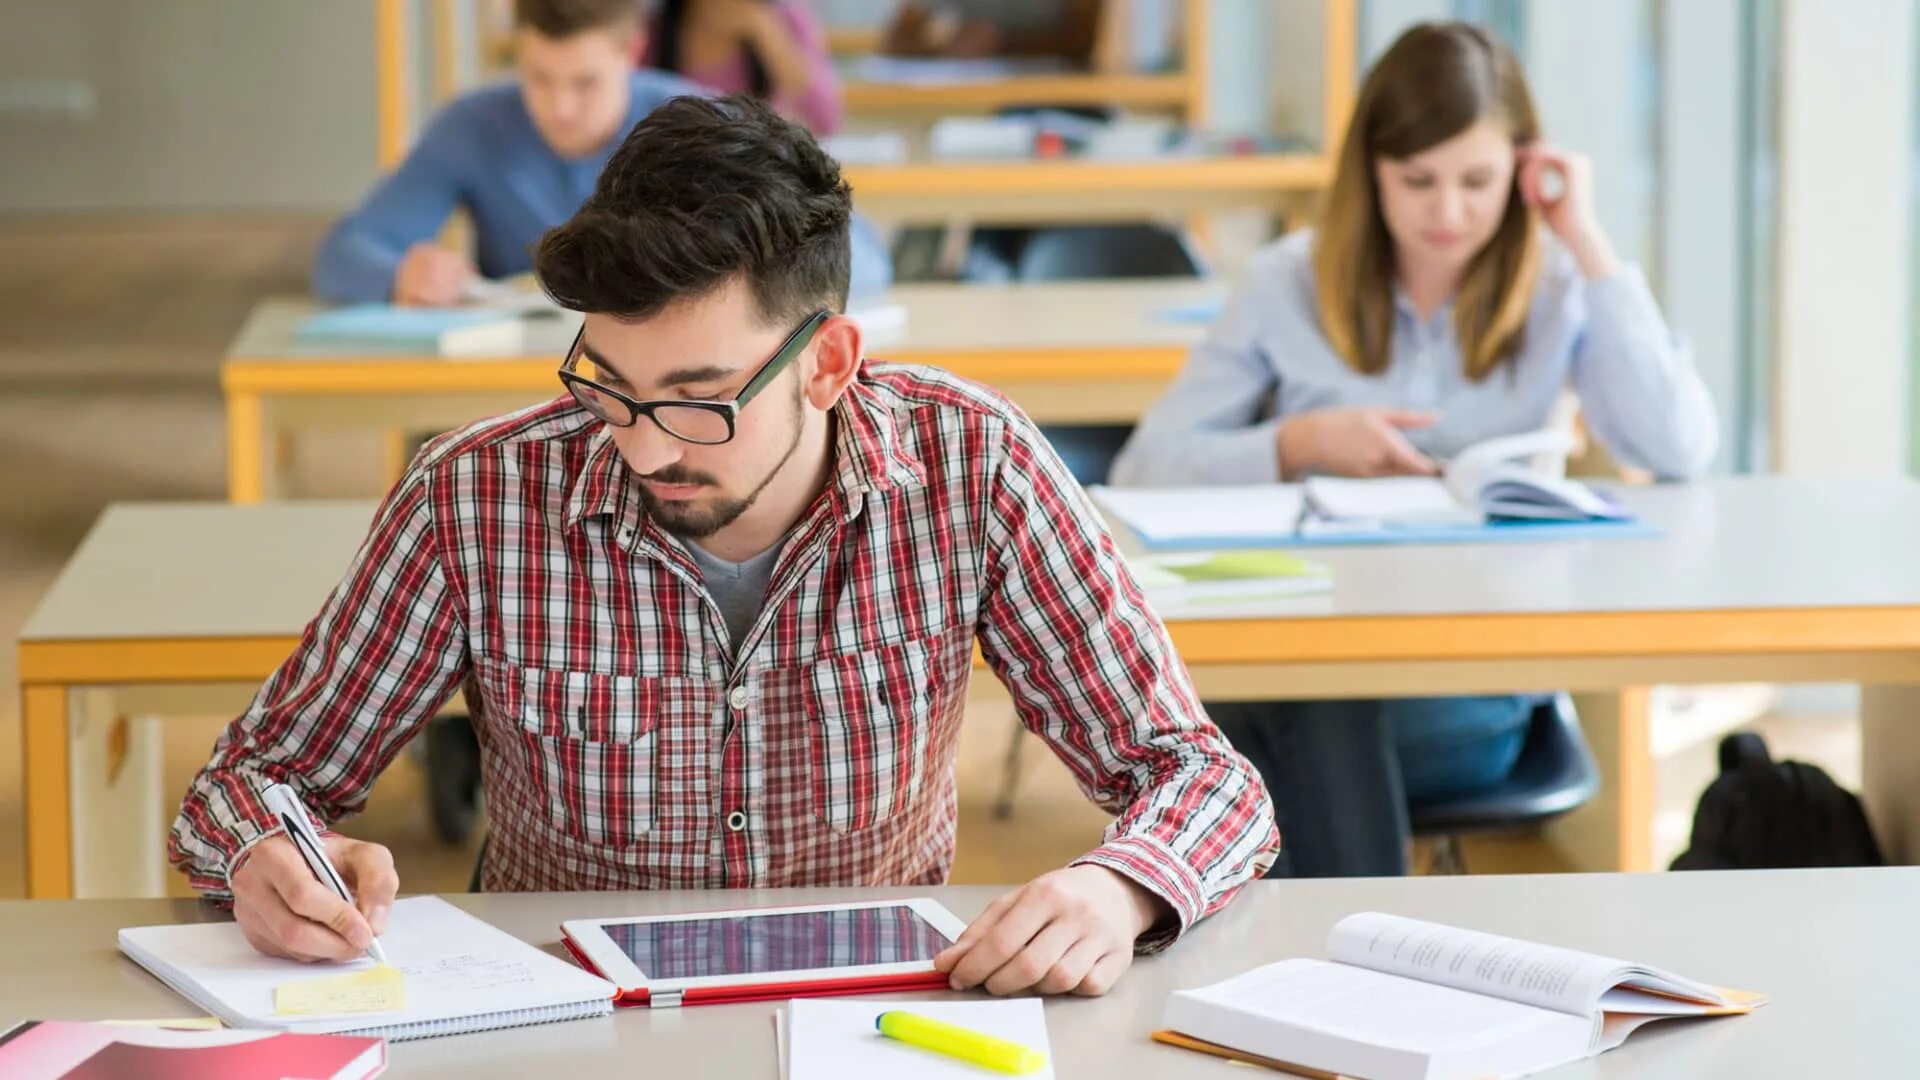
[118,896,616,1042]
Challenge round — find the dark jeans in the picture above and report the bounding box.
[1210,695,1534,878]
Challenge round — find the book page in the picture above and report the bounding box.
[1442,430,1575,497]
[1162,959,1591,1080]
[1302,477,1473,525]
[1327,913,1635,1017]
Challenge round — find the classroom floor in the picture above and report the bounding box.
[0,215,1861,899]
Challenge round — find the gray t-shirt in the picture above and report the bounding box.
[685,540,785,654]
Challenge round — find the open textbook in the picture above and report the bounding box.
[1303,430,1627,528]
[1093,431,1647,551]
[1156,912,1764,1080]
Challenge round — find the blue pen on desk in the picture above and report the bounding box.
[262,782,390,964]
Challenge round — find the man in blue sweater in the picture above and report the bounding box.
[314,0,891,306]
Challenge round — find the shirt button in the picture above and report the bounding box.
[726,810,748,832]
[727,685,750,710]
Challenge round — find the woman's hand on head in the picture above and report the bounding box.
[1516,144,1620,279]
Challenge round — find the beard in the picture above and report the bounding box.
[635,382,806,538]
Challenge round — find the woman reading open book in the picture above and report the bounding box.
[1109,22,1718,877]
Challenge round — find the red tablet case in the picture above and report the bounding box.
[559,930,949,1008]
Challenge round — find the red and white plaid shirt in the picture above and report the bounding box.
[171,364,1277,945]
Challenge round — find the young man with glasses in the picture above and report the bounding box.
[173,96,1277,998]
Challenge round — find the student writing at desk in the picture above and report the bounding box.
[645,0,845,134]
[173,96,1276,997]
[312,0,890,306]
[1110,22,1716,877]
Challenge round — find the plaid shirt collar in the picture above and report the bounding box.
[562,375,929,535]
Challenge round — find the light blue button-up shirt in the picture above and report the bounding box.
[1110,229,1718,486]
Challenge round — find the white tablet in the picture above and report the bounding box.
[560,897,969,1008]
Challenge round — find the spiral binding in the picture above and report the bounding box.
[350,999,613,1042]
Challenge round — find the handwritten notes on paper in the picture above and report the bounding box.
[273,963,407,1016]
[401,954,536,992]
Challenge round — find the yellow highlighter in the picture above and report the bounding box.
[875,1010,1047,1075]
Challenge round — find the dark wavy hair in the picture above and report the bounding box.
[535,94,853,323]
[512,0,639,38]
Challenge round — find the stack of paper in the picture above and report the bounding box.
[1091,484,1306,550]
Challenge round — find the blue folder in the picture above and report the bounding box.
[293,305,514,350]
[1152,297,1228,324]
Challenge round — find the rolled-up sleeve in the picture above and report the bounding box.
[977,411,1280,949]
[168,463,469,898]
[1109,276,1285,487]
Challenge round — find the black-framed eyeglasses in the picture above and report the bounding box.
[557,309,831,445]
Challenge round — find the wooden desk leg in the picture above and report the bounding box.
[1860,684,1920,863]
[1544,688,1654,872]
[227,391,266,504]
[381,428,412,490]
[22,685,75,899]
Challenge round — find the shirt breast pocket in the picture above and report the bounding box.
[516,666,662,847]
[804,637,940,834]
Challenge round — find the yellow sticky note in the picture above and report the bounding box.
[273,963,407,1016]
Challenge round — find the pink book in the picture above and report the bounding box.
[0,1020,385,1080]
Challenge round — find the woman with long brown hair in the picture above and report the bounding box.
[1110,22,1716,877]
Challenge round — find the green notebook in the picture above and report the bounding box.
[1131,550,1332,604]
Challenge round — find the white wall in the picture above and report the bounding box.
[1772,0,1914,474]
[1524,3,1655,269]
[0,0,378,212]
[1359,0,1452,64]
[1659,0,1745,472]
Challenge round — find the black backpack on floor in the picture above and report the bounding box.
[1670,732,1884,870]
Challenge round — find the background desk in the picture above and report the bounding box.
[4,871,1913,1076]
[222,279,1220,503]
[839,153,1331,225]
[22,478,1920,896]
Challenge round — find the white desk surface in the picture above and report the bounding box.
[2,870,1910,1077]
[23,476,1920,643]
[225,279,1222,362]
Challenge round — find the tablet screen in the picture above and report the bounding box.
[604,904,954,980]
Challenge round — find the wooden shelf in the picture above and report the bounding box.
[827,25,884,56]
[839,152,1334,225]
[843,72,1192,113]
[843,152,1334,197]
